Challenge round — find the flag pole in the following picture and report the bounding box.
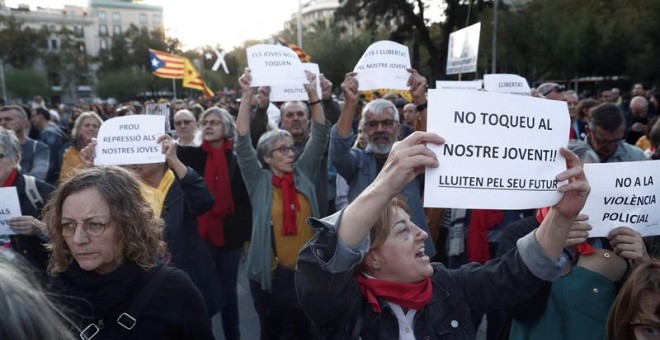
[172,78,177,99]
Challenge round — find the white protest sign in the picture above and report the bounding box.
[446,22,481,75]
[0,187,21,235]
[270,63,321,102]
[436,80,483,91]
[353,40,411,91]
[580,160,660,237]
[247,44,307,87]
[424,89,570,209]
[484,74,530,96]
[94,115,165,166]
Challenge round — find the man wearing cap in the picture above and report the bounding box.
[537,82,565,101]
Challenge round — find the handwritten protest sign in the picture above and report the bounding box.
[424,89,569,209]
[354,40,411,91]
[581,160,660,237]
[270,63,321,102]
[446,22,481,75]
[436,80,483,91]
[484,74,530,96]
[247,44,307,87]
[0,187,21,235]
[95,115,165,166]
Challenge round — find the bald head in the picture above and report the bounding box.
[174,109,195,121]
[630,96,648,118]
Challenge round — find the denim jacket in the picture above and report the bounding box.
[328,124,436,257]
[295,210,562,340]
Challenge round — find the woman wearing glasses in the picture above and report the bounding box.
[175,106,252,340]
[45,166,213,339]
[235,68,328,339]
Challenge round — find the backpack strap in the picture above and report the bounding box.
[23,175,43,209]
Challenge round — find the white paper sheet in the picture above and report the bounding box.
[353,40,411,91]
[581,160,660,237]
[247,44,307,87]
[270,63,322,102]
[424,89,570,209]
[0,187,21,235]
[484,74,531,96]
[94,115,165,166]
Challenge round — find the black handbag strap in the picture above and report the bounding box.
[81,266,174,339]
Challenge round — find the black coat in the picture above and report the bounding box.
[177,145,252,249]
[161,167,222,316]
[10,172,54,276]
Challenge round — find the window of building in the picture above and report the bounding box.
[98,11,106,21]
[112,11,120,22]
[73,25,84,38]
[139,13,148,26]
[113,25,122,35]
[50,39,58,50]
[153,14,161,25]
[100,39,108,50]
[99,24,108,36]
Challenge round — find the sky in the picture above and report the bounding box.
[5,0,301,49]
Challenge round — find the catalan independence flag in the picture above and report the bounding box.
[183,59,214,98]
[148,48,185,79]
[273,36,311,62]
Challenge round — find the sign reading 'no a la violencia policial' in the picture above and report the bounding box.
[424,90,570,210]
[94,115,165,166]
[580,160,660,237]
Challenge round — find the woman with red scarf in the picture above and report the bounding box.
[235,68,329,339]
[176,107,252,340]
[0,127,53,278]
[296,131,591,339]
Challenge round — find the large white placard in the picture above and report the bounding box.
[484,74,530,96]
[353,40,411,91]
[424,89,570,209]
[436,80,483,91]
[247,44,307,87]
[581,160,660,237]
[446,22,481,75]
[270,63,321,102]
[0,187,21,235]
[94,115,165,166]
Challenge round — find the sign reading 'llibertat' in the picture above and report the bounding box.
[0,187,21,235]
[580,160,660,237]
[424,89,570,209]
[484,74,530,96]
[353,40,411,91]
[94,115,165,166]
[247,44,306,87]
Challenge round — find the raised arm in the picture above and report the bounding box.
[236,68,256,137]
[407,68,427,132]
[336,72,359,137]
[304,70,324,125]
[338,132,444,247]
[535,147,591,259]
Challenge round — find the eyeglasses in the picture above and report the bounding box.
[61,219,110,237]
[200,120,222,127]
[271,145,296,155]
[541,84,565,96]
[174,119,194,127]
[365,119,395,129]
[592,136,623,146]
[631,323,660,340]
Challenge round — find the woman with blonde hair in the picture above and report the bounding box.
[58,111,103,181]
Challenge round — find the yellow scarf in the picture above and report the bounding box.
[140,170,176,217]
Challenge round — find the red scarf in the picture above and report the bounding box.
[355,273,432,313]
[2,169,17,187]
[197,140,235,247]
[536,207,594,254]
[272,172,300,236]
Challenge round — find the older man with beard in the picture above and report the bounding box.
[329,70,436,258]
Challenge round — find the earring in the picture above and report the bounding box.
[373,262,381,271]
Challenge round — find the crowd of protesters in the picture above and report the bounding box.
[0,68,659,340]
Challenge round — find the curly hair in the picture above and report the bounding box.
[43,166,165,276]
[70,111,103,145]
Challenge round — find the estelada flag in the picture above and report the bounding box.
[183,59,214,98]
[148,49,185,79]
[273,36,311,62]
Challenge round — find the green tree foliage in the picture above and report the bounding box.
[0,15,48,67]
[95,67,151,101]
[5,68,50,101]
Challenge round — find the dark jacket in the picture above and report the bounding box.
[11,172,54,276]
[296,211,562,340]
[177,145,252,249]
[161,166,222,316]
